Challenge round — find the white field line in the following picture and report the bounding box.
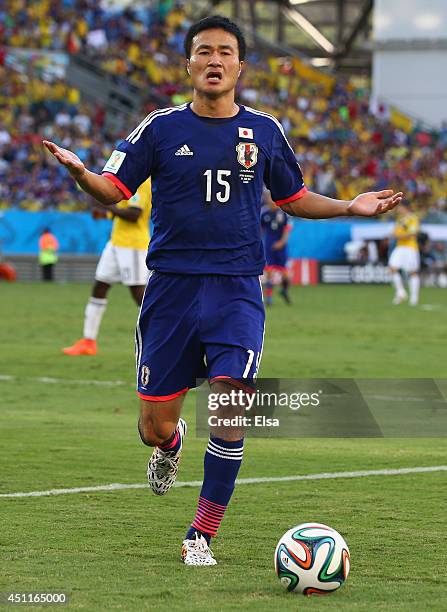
[1,465,446,499]
[421,304,445,311]
[0,374,129,387]
[0,374,444,404]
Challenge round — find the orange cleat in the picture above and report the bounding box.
[62,338,97,356]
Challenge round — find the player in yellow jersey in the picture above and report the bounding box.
[388,201,420,306]
[63,179,151,355]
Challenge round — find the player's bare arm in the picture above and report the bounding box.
[43,140,123,206]
[281,189,403,218]
[272,239,285,250]
[91,200,142,222]
[108,206,142,222]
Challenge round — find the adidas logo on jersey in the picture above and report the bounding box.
[175,144,194,156]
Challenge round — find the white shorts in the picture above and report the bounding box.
[95,241,149,286]
[388,246,420,273]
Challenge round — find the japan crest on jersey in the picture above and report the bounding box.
[236,142,258,169]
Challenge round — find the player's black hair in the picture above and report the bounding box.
[184,15,246,61]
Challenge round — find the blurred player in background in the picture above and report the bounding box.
[63,179,151,355]
[261,190,292,305]
[388,200,420,306]
[44,15,402,566]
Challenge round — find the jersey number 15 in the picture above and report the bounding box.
[204,170,231,204]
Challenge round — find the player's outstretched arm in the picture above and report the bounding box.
[43,140,123,206]
[281,190,403,218]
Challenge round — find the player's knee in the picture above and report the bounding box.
[138,416,173,446]
[92,280,109,299]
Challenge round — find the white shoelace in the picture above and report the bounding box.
[188,535,214,558]
[155,454,176,472]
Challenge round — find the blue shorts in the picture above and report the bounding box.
[265,246,287,270]
[136,273,265,400]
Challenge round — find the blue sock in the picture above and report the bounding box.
[186,437,244,543]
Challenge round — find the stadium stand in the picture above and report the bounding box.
[0,0,446,222]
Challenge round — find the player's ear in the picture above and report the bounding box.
[238,60,244,77]
[186,60,191,75]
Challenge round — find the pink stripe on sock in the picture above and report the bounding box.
[193,519,218,534]
[191,496,227,537]
[198,496,226,510]
[195,510,221,525]
[160,429,180,451]
[193,516,221,532]
[195,517,220,530]
[196,506,223,520]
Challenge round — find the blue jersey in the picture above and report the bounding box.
[102,103,306,275]
[260,206,290,250]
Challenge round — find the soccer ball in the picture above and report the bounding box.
[274,523,350,595]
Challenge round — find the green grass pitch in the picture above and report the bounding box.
[0,282,446,611]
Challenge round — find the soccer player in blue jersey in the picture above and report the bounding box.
[43,15,402,566]
[261,189,292,305]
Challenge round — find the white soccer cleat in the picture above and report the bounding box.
[147,418,187,496]
[181,533,217,566]
[392,292,408,305]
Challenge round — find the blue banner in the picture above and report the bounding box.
[287,219,353,260]
[1,211,369,261]
[0,211,112,255]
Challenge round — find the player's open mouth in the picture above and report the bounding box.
[206,72,222,82]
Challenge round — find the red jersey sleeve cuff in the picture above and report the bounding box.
[102,173,133,200]
[275,186,308,207]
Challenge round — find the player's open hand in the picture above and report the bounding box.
[348,190,403,217]
[43,140,86,180]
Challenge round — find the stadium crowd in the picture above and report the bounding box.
[1,0,446,219]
